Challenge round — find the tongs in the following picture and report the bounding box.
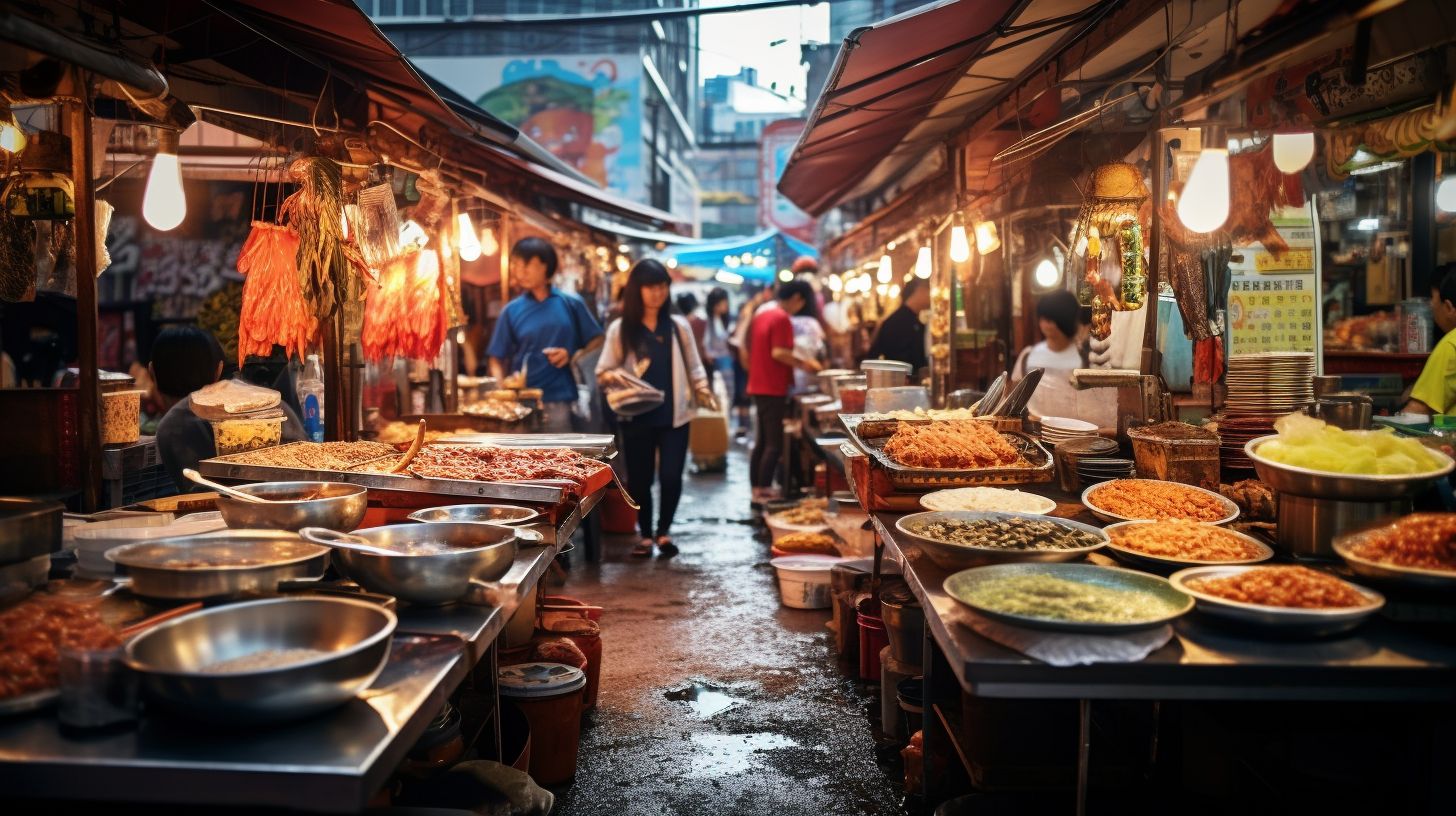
[973,373,1007,417]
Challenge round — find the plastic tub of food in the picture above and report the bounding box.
[212,416,285,456]
[770,555,843,609]
[102,389,145,445]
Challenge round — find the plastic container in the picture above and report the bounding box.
[864,385,930,415]
[71,514,228,577]
[498,662,587,785]
[839,384,867,414]
[101,389,144,445]
[862,359,913,388]
[211,416,285,455]
[897,677,925,738]
[770,555,841,609]
[540,615,602,709]
[879,646,919,743]
[298,354,326,443]
[857,597,889,681]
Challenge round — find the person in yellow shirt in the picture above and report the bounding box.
[1404,266,1456,415]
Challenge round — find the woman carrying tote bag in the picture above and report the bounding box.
[597,260,717,558]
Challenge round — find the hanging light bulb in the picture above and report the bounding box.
[616,254,631,273]
[1177,130,1231,233]
[889,284,901,299]
[1272,132,1316,174]
[143,129,186,231]
[857,272,872,292]
[1033,258,1060,289]
[778,269,793,282]
[876,253,893,283]
[1436,178,1456,213]
[456,212,482,261]
[479,225,499,256]
[974,220,1000,254]
[914,245,932,279]
[875,283,889,297]
[400,219,427,248]
[949,216,971,263]
[666,256,679,269]
[0,104,27,155]
[724,255,741,268]
[827,274,842,292]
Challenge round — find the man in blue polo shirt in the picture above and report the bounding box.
[488,237,604,433]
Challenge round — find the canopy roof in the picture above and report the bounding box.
[667,229,818,282]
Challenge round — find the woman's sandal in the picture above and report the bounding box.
[630,539,654,558]
[655,536,679,558]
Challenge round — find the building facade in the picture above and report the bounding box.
[367,1,699,225]
[697,68,803,240]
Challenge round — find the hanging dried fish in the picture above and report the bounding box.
[279,156,371,341]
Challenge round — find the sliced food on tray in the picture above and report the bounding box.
[882,420,1027,470]
[1084,479,1237,523]
[920,487,1056,514]
[768,498,828,526]
[774,531,841,555]
[219,441,398,470]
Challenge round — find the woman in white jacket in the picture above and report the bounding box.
[597,260,718,558]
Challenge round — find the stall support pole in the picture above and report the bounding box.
[323,311,345,441]
[67,94,102,510]
[1141,75,1168,378]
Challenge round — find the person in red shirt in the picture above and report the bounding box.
[746,279,821,504]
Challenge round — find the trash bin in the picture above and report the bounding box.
[498,663,587,785]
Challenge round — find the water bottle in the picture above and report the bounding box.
[298,354,325,442]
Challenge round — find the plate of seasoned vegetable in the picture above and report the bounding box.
[896,511,1106,569]
[943,562,1193,633]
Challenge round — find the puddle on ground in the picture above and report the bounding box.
[685,732,799,777]
[664,682,742,718]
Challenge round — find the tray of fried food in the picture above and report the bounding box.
[844,411,1010,442]
[856,420,1053,488]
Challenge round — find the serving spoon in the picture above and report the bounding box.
[183,468,271,504]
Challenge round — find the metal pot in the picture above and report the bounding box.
[1311,393,1373,431]
[215,481,369,532]
[861,360,912,389]
[815,369,857,399]
[125,597,395,724]
[407,503,541,526]
[300,522,525,606]
[106,530,329,600]
[0,496,62,565]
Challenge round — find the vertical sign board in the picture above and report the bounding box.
[1227,202,1323,361]
[759,119,816,243]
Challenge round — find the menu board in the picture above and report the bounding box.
[1227,204,1321,357]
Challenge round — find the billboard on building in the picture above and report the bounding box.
[759,119,816,243]
[417,55,644,201]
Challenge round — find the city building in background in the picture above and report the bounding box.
[697,68,805,240]
[368,1,700,227]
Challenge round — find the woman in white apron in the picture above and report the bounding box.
[1011,291,1118,430]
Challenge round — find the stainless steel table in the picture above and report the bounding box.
[0,537,571,812]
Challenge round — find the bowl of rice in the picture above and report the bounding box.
[919,487,1057,516]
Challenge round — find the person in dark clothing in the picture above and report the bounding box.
[863,277,930,373]
[152,327,304,494]
[597,260,715,558]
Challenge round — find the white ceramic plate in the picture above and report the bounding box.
[919,487,1058,515]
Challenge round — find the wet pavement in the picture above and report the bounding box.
[550,448,909,815]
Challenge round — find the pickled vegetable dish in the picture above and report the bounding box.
[960,573,1176,624]
[908,516,1101,551]
[1256,414,1445,476]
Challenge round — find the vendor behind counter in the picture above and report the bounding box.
[1403,264,1456,416]
[1011,291,1119,430]
[150,326,304,494]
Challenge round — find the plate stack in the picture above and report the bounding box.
[1076,457,1136,484]
[1219,352,1316,475]
[1040,416,1099,446]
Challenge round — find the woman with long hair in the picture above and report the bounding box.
[702,287,735,392]
[597,260,717,558]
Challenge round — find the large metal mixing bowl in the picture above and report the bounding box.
[1245,436,1455,500]
[300,522,520,606]
[106,530,329,599]
[125,597,395,723]
[406,503,541,526]
[216,481,369,532]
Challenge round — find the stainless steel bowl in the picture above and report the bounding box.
[896,511,1107,570]
[1169,565,1384,636]
[1245,436,1455,501]
[301,522,520,606]
[216,481,369,532]
[125,597,395,723]
[106,530,329,600]
[406,503,541,526]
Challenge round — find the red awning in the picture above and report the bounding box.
[779,0,1113,216]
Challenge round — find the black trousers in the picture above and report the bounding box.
[620,421,691,539]
[750,394,787,489]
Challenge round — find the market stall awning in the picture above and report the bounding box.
[667,229,818,281]
[778,0,1112,215]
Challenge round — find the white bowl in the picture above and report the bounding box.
[71,515,229,576]
[920,487,1057,515]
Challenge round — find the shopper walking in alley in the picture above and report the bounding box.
[598,260,717,558]
[703,286,735,393]
[487,237,604,433]
[746,279,822,506]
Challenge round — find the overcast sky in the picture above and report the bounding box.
[697,0,830,103]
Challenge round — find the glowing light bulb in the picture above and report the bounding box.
[827,275,842,292]
[666,257,679,269]
[949,223,971,263]
[914,245,932,279]
[616,254,631,273]
[0,117,27,154]
[1272,132,1315,174]
[479,226,499,256]
[1034,258,1060,288]
[876,254,893,283]
[1436,178,1456,213]
[142,132,186,231]
[889,284,901,299]
[455,212,481,261]
[974,220,1000,255]
[778,269,793,282]
[857,273,872,292]
[400,219,427,248]
[1177,147,1231,233]
[876,283,889,297]
[716,270,744,285]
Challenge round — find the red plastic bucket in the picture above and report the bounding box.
[499,663,586,786]
[857,597,888,681]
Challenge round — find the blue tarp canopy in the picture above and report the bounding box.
[666,229,818,281]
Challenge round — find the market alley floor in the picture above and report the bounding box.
[550,450,909,816]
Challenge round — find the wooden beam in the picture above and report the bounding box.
[66,93,102,510]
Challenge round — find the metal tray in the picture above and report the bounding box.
[1333,527,1456,590]
[200,443,570,504]
[943,562,1192,633]
[435,433,617,459]
[1169,565,1384,636]
[851,426,1053,490]
[0,688,59,717]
